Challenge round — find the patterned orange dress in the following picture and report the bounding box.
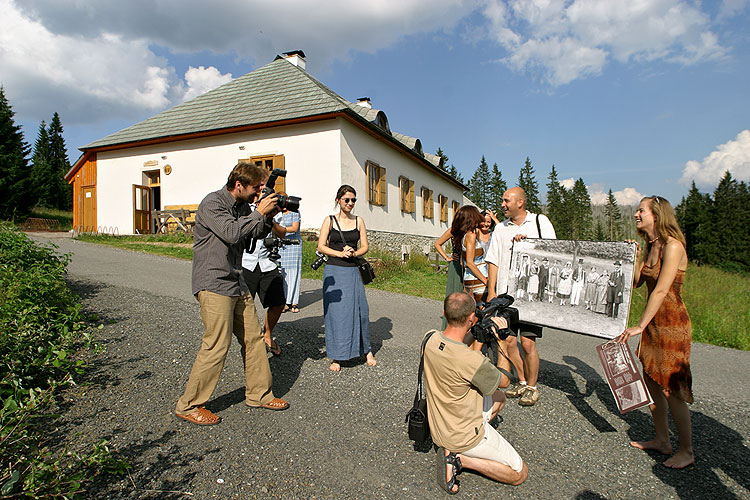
[637,258,693,403]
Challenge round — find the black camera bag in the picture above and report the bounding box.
[405,330,436,442]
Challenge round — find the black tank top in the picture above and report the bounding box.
[327,216,360,267]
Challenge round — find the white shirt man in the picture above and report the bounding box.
[485,187,556,407]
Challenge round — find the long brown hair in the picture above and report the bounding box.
[451,206,483,250]
[638,196,686,256]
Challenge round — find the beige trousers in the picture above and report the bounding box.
[176,291,274,415]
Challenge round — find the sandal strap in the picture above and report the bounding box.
[446,452,463,474]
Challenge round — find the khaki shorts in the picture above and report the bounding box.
[462,396,523,472]
[462,422,524,473]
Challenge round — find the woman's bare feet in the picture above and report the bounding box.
[366,352,377,366]
[663,450,694,469]
[329,361,341,372]
[630,439,672,455]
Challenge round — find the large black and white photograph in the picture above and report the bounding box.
[508,239,637,339]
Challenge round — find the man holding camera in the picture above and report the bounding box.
[175,161,289,425]
[423,292,528,494]
[486,187,556,407]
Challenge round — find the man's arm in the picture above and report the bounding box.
[197,195,273,245]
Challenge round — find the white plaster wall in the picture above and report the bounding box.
[95,120,341,234]
[339,120,464,237]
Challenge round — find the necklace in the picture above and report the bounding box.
[648,236,659,244]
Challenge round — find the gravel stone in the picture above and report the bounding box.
[29,233,750,499]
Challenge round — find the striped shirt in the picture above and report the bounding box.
[191,187,274,296]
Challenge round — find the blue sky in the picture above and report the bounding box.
[3,0,749,206]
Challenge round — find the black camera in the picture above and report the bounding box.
[263,236,300,264]
[472,294,519,344]
[260,168,301,212]
[310,251,327,270]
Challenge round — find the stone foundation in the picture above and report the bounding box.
[301,228,436,256]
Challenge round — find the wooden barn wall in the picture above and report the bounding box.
[69,154,97,230]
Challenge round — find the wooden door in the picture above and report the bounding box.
[133,184,151,234]
[82,186,96,231]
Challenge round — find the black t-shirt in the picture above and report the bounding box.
[327,216,360,267]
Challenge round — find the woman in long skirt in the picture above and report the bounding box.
[274,194,302,313]
[317,185,375,372]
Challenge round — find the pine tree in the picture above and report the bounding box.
[594,218,606,241]
[604,189,622,241]
[676,181,711,263]
[436,147,464,184]
[435,147,449,172]
[0,86,33,219]
[568,178,593,240]
[467,156,491,208]
[518,157,541,213]
[487,163,507,214]
[448,165,464,184]
[545,165,566,236]
[31,120,53,207]
[47,112,72,210]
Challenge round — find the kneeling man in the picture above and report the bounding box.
[423,291,528,494]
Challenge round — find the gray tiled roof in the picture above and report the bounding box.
[81,56,461,187]
[83,58,350,149]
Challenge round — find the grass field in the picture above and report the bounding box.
[74,233,750,350]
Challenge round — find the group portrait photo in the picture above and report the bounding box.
[507,239,637,339]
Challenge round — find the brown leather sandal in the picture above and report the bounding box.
[176,406,221,425]
[259,398,289,411]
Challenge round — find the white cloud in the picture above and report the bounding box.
[571,181,644,206]
[483,0,726,85]
[2,0,471,124]
[718,0,750,20]
[560,177,575,189]
[181,66,234,102]
[680,130,750,188]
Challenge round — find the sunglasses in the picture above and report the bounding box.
[341,197,357,204]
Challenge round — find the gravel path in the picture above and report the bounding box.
[31,233,750,499]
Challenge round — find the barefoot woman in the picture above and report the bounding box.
[317,185,376,372]
[616,195,694,469]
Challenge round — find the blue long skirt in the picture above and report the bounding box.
[323,264,371,360]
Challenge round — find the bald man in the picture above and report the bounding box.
[485,187,556,407]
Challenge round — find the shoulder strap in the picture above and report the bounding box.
[415,330,437,403]
[536,214,542,238]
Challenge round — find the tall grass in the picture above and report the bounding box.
[628,264,749,350]
[28,207,74,230]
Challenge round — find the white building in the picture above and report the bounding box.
[66,51,466,251]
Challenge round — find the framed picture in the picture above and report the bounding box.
[596,341,653,413]
[507,239,637,339]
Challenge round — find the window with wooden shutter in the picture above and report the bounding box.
[439,194,448,222]
[249,154,286,193]
[367,161,386,206]
[422,187,433,219]
[452,200,460,219]
[399,176,415,213]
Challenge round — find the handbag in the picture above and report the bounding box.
[330,215,375,285]
[405,330,436,442]
[356,257,375,285]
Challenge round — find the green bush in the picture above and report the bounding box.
[0,222,126,497]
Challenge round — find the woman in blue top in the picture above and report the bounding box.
[317,185,375,372]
